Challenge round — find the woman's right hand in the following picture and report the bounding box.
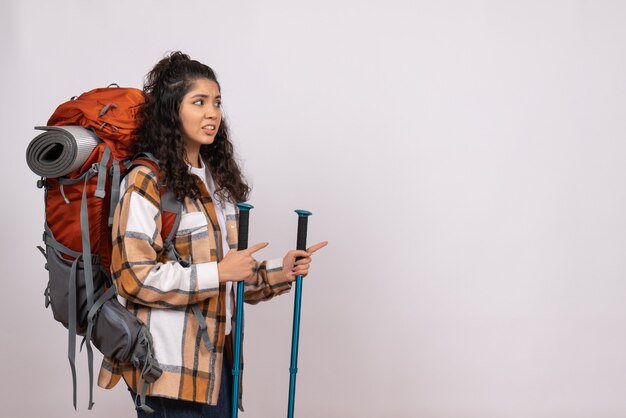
[217,242,268,283]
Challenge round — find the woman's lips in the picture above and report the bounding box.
[202,124,216,134]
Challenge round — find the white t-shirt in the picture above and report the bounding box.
[190,161,234,335]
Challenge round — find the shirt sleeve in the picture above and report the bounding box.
[111,167,220,308]
[243,257,292,304]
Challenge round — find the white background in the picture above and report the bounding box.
[2,1,626,417]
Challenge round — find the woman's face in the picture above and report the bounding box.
[179,78,222,153]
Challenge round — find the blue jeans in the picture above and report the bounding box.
[133,359,232,418]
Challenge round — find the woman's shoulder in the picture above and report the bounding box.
[122,164,161,197]
[126,164,160,183]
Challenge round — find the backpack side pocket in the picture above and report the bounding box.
[46,245,105,335]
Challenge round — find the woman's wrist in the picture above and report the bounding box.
[217,262,231,283]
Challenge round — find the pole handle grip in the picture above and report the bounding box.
[236,203,253,251]
[295,209,312,252]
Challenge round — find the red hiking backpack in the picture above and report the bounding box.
[27,85,187,412]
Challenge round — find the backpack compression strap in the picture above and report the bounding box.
[53,158,105,410]
[42,226,85,409]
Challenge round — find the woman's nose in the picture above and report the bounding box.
[205,106,218,119]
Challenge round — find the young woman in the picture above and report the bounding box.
[97,51,327,417]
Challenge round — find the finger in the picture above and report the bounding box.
[245,242,269,255]
[306,241,328,254]
[293,265,309,274]
[294,258,311,266]
[290,250,309,259]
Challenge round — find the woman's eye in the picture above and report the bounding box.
[215,101,222,108]
[193,99,204,105]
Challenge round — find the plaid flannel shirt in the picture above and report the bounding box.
[98,165,291,406]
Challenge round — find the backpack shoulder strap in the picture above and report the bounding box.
[129,153,214,353]
[129,153,181,246]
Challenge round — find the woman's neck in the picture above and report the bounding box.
[185,147,202,168]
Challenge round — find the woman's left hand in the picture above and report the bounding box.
[282,241,328,282]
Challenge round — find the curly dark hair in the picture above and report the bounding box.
[133,51,250,203]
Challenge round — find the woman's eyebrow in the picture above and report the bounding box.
[190,93,222,99]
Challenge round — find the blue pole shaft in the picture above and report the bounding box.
[287,209,311,418]
[287,275,303,418]
[232,203,253,418]
[232,281,245,417]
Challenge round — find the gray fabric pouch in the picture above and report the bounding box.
[92,298,142,361]
[45,245,105,335]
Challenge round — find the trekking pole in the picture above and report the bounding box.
[232,202,253,418]
[287,209,312,418]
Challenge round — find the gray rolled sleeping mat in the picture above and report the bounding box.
[26,126,100,178]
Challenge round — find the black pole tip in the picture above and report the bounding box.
[295,209,312,217]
